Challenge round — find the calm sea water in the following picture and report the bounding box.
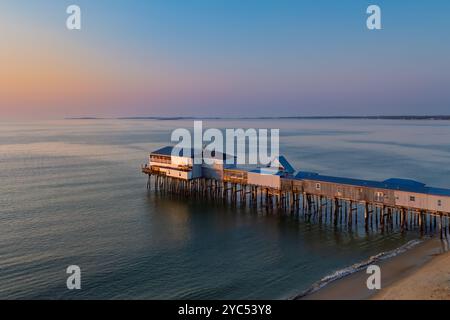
[1,119,450,299]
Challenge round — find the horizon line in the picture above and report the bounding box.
[65,115,450,121]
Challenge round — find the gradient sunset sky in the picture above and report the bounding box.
[1,0,450,119]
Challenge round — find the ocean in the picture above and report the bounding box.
[1,119,449,299]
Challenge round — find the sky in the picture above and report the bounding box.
[1,0,450,119]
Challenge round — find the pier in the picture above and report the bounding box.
[142,146,450,239]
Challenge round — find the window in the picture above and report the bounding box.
[375,192,384,202]
[409,196,415,202]
[438,200,442,207]
[315,183,321,190]
[337,187,342,196]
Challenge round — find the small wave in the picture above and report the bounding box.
[290,239,423,300]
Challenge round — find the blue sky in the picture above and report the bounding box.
[1,0,450,118]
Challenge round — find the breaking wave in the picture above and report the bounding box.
[290,239,423,299]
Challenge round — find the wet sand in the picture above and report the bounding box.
[301,238,450,300]
[373,245,450,300]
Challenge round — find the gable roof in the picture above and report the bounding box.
[270,156,295,173]
[151,146,196,158]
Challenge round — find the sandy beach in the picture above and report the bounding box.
[373,245,450,300]
[302,238,450,300]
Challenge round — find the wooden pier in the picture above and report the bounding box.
[142,146,450,239]
[142,167,450,239]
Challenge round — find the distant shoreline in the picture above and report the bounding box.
[65,115,450,121]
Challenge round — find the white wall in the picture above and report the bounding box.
[394,191,450,212]
[157,167,192,180]
[149,155,203,180]
[171,155,193,166]
[247,172,280,189]
[426,194,450,212]
[394,191,427,210]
